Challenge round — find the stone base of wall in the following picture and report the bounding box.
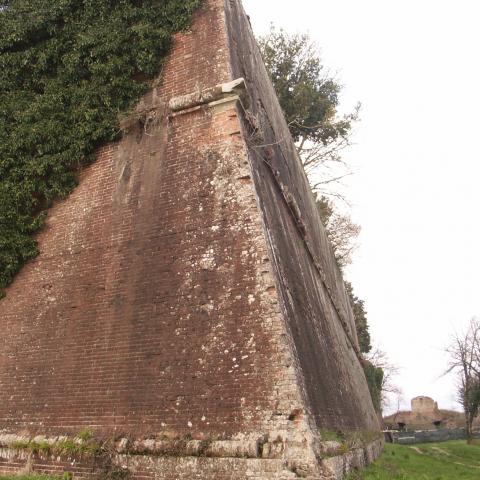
[320,439,384,479]
[0,449,300,480]
[0,439,384,480]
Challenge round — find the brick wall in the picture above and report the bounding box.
[0,0,303,439]
[0,0,381,478]
[224,0,380,433]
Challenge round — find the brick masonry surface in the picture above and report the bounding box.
[224,0,380,434]
[0,0,381,478]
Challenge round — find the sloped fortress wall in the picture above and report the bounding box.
[0,1,380,478]
[224,1,380,434]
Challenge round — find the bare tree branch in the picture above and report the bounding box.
[444,318,480,443]
[363,347,402,411]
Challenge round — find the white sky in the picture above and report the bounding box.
[242,0,480,414]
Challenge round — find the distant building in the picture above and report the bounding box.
[383,396,477,431]
[411,396,438,414]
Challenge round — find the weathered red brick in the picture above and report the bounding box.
[0,0,381,478]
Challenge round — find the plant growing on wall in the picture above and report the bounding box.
[0,0,201,295]
[258,26,359,197]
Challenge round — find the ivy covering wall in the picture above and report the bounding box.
[0,0,201,295]
[363,360,384,413]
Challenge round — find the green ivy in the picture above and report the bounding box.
[0,0,201,295]
[363,360,384,413]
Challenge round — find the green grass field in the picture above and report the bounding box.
[348,441,480,479]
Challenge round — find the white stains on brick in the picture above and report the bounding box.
[199,248,216,270]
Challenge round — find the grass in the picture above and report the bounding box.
[347,440,480,479]
[9,430,101,458]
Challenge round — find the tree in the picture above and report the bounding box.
[344,277,400,413]
[261,28,361,267]
[365,348,402,405]
[344,281,371,354]
[316,196,360,269]
[445,318,480,443]
[260,29,399,415]
[362,360,384,413]
[259,27,359,197]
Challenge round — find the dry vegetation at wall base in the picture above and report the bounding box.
[0,0,201,295]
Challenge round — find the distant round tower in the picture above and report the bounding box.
[411,396,438,414]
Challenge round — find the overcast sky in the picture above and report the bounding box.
[242,0,480,414]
